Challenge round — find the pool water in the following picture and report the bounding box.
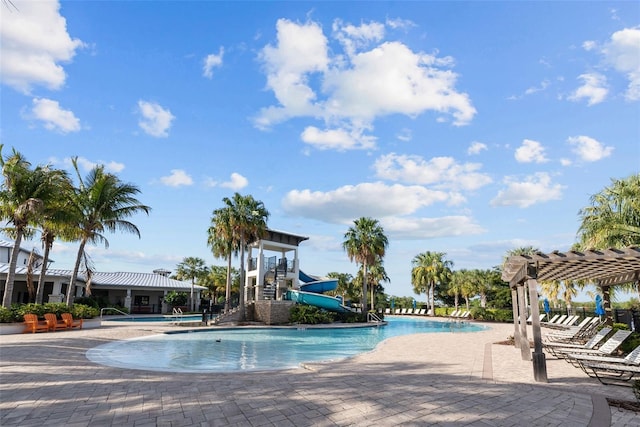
[87,317,486,373]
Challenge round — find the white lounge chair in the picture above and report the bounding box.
[578,346,640,385]
[557,330,633,362]
[401,308,408,315]
[418,308,426,315]
[544,327,612,358]
[570,343,640,368]
[385,308,391,314]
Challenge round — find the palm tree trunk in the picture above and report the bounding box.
[35,241,52,304]
[429,282,435,316]
[225,253,232,313]
[238,236,246,321]
[2,231,23,308]
[67,239,87,305]
[362,262,368,312]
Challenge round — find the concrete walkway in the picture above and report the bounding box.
[0,319,637,426]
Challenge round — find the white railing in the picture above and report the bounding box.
[100,307,134,319]
[367,312,383,323]
[172,307,183,323]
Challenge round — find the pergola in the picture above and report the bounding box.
[501,246,640,382]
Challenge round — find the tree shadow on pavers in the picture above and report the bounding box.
[0,356,604,426]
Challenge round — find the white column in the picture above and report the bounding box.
[124,289,132,312]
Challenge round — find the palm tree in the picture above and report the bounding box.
[65,159,150,304]
[367,259,389,310]
[411,251,453,316]
[175,257,208,311]
[35,175,76,304]
[343,217,388,311]
[577,174,640,249]
[208,205,238,313]
[203,265,228,305]
[221,193,269,320]
[0,147,70,307]
[327,272,355,304]
[448,269,469,312]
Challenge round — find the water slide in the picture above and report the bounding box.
[287,271,353,313]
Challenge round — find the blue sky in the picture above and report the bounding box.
[1,1,639,301]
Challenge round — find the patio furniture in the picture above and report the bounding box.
[543,327,612,358]
[44,313,68,331]
[22,313,49,333]
[61,313,83,329]
[556,329,632,362]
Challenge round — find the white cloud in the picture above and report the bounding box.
[322,41,475,126]
[255,18,476,147]
[31,97,80,133]
[396,128,412,142]
[567,135,614,162]
[160,169,193,187]
[373,153,492,191]
[514,139,548,163]
[332,19,385,57]
[568,73,608,105]
[255,18,328,128]
[467,141,488,155]
[385,17,416,31]
[220,172,249,190]
[381,216,485,239]
[137,100,175,138]
[300,126,376,151]
[601,27,640,101]
[0,0,84,93]
[524,79,550,95]
[490,173,564,208]
[51,156,124,173]
[282,182,450,224]
[582,40,597,51]
[203,47,224,78]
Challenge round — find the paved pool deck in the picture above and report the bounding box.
[0,318,638,426]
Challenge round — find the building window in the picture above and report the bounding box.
[134,295,150,306]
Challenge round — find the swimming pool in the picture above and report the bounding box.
[87,317,487,373]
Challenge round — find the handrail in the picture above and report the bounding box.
[172,307,183,323]
[367,312,382,323]
[100,307,134,319]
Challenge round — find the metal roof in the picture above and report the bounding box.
[0,264,206,290]
[502,246,640,287]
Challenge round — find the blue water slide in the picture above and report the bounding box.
[286,290,353,313]
[298,270,338,293]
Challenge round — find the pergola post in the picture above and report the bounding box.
[602,285,612,326]
[517,283,531,361]
[511,287,520,348]
[527,276,547,382]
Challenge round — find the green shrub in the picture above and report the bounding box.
[290,304,335,324]
[0,306,13,323]
[1,303,98,322]
[612,322,629,331]
[72,304,99,319]
[74,297,100,308]
[12,303,46,318]
[164,291,188,307]
[43,303,70,316]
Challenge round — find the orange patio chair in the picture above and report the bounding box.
[61,312,83,329]
[44,313,68,331]
[22,313,49,333]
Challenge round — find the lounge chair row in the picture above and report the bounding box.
[542,324,639,386]
[23,313,83,333]
[385,308,433,316]
[447,309,471,320]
